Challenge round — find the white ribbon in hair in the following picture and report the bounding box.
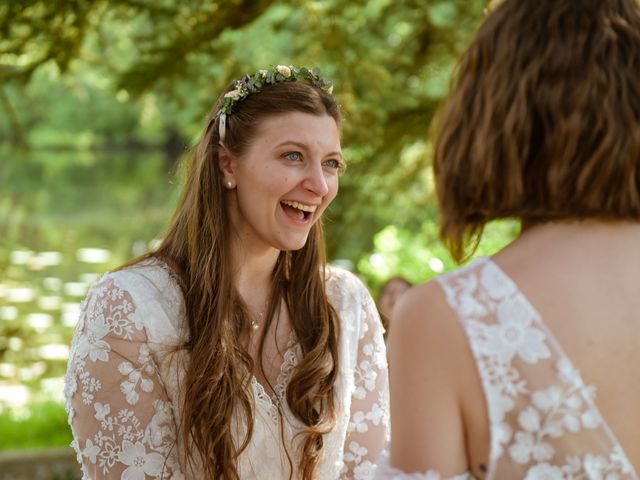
[219,113,227,142]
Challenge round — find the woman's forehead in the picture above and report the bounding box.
[250,112,341,152]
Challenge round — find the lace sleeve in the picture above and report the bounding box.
[341,284,390,480]
[64,275,182,479]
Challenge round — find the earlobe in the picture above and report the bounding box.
[218,143,237,187]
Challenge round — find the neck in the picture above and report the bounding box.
[231,241,281,308]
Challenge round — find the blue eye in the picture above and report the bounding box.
[324,158,346,174]
[284,152,302,161]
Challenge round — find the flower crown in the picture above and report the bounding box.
[217,65,334,141]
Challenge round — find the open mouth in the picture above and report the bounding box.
[280,200,317,221]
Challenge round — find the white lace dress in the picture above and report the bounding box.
[376,257,638,480]
[64,259,389,479]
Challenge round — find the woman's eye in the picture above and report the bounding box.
[284,152,302,162]
[324,159,346,174]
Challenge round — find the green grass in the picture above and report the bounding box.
[0,401,72,450]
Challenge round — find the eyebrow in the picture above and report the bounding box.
[275,140,342,158]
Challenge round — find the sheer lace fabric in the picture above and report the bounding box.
[375,452,473,480]
[377,258,638,480]
[64,260,389,479]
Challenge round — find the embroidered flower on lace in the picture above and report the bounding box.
[354,359,378,400]
[82,439,101,464]
[482,296,550,364]
[480,261,517,300]
[364,341,387,370]
[94,401,109,420]
[524,448,636,479]
[349,402,386,434]
[117,440,164,479]
[353,308,386,402]
[452,275,488,318]
[344,441,368,466]
[118,346,156,405]
[79,369,101,406]
[77,315,111,362]
[482,360,527,409]
[354,460,376,480]
[510,430,554,464]
[524,463,564,480]
[507,363,604,465]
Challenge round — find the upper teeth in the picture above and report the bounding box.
[282,200,317,213]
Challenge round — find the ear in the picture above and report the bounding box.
[218,143,237,188]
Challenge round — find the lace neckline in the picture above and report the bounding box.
[141,256,301,422]
[251,338,300,422]
[474,256,638,477]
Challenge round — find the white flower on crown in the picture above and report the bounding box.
[276,65,292,77]
[224,88,243,101]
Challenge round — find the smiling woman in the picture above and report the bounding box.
[220,112,343,253]
[63,65,389,480]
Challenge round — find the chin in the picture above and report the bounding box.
[277,235,310,252]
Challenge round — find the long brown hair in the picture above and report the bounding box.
[154,81,342,479]
[433,0,640,262]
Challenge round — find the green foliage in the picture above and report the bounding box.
[0,401,72,450]
[358,218,520,292]
[0,0,491,261]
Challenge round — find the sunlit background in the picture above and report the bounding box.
[0,0,516,475]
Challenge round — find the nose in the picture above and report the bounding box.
[302,162,329,197]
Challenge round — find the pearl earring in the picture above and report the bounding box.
[226,181,234,189]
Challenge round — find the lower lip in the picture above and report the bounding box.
[280,203,314,226]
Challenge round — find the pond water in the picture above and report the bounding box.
[0,149,181,410]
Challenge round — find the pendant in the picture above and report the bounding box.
[251,318,259,330]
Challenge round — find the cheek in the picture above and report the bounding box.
[314,176,339,219]
[325,177,339,204]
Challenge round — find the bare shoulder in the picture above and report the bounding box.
[390,279,457,342]
[388,279,468,396]
[387,277,487,476]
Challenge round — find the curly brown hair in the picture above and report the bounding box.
[154,81,341,479]
[434,0,640,262]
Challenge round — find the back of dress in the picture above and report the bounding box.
[437,258,638,479]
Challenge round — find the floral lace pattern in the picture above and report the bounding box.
[65,262,389,479]
[64,275,181,479]
[330,267,390,480]
[436,258,638,480]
